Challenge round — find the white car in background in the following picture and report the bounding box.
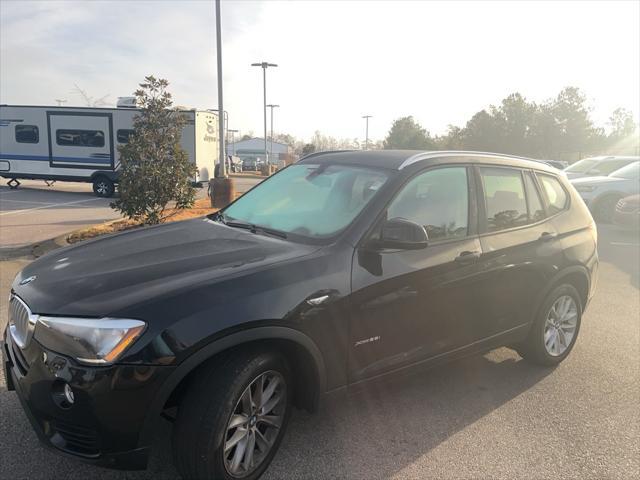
[571,161,640,222]
[564,155,639,179]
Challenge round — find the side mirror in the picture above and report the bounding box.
[375,218,428,250]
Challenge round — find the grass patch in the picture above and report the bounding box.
[67,197,218,244]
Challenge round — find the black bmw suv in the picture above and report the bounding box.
[3,151,598,480]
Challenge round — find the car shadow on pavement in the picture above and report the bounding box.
[0,348,553,480]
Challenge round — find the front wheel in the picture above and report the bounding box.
[173,350,292,480]
[592,194,621,223]
[517,284,582,366]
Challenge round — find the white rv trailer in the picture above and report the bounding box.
[0,103,221,197]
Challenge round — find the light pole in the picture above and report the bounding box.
[228,129,238,155]
[362,115,372,150]
[267,104,279,165]
[251,61,277,165]
[215,0,226,178]
[210,0,235,207]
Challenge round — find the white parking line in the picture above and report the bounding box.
[0,197,104,216]
[0,198,53,205]
[610,242,640,247]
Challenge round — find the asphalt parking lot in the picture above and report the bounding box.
[0,224,638,479]
[0,176,262,251]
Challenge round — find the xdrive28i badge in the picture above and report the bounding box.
[19,275,37,286]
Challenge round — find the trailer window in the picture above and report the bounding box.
[56,129,105,148]
[117,129,134,143]
[15,125,39,144]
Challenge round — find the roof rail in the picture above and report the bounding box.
[299,149,356,161]
[398,150,537,169]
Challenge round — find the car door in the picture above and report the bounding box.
[48,111,113,170]
[473,166,564,337]
[349,165,485,383]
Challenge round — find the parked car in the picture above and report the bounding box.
[613,194,640,230]
[571,161,640,222]
[3,150,598,480]
[538,159,569,170]
[242,158,258,171]
[563,155,639,179]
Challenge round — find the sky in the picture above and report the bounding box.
[1,0,639,143]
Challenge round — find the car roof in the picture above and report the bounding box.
[582,156,640,162]
[298,149,558,173]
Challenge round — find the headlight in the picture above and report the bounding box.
[34,317,146,365]
[575,185,596,193]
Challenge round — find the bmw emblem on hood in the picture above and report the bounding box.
[19,275,37,286]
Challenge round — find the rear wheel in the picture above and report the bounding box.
[517,284,582,366]
[92,175,115,198]
[173,349,292,480]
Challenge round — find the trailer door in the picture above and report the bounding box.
[48,111,114,170]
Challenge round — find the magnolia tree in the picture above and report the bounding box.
[112,76,196,224]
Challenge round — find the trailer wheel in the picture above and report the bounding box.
[93,176,115,198]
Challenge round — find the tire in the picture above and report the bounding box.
[517,284,582,366]
[592,194,621,223]
[92,175,115,198]
[173,349,292,480]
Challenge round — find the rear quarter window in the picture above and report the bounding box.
[538,174,568,214]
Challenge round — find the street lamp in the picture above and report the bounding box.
[266,104,279,166]
[362,115,372,150]
[251,61,278,165]
[227,129,238,155]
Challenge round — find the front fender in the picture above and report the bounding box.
[137,326,326,448]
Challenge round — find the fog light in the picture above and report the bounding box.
[63,383,75,404]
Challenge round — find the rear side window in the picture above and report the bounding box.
[117,129,134,143]
[480,167,528,232]
[387,167,469,241]
[56,129,105,147]
[15,125,39,143]
[538,174,568,214]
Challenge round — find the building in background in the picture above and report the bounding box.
[227,137,294,169]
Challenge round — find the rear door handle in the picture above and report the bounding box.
[539,232,557,242]
[455,250,481,264]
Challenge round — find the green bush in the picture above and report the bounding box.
[111,76,196,225]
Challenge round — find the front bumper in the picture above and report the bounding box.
[2,327,175,470]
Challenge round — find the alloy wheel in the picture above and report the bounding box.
[544,295,578,356]
[223,370,286,477]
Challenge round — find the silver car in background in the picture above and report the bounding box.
[564,156,639,180]
[571,161,640,221]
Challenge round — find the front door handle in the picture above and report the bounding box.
[539,232,557,242]
[455,250,481,264]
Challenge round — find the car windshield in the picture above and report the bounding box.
[219,163,389,240]
[609,161,639,179]
[565,159,599,173]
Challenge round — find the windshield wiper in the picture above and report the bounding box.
[216,213,287,239]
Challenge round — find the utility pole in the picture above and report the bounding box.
[362,115,372,150]
[251,62,277,166]
[267,104,279,166]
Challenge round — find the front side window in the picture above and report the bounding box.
[564,158,598,173]
[56,129,105,147]
[15,125,39,143]
[538,174,568,214]
[387,167,469,241]
[480,167,528,232]
[222,164,389,240]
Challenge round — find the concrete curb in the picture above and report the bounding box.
[0,234,68,261]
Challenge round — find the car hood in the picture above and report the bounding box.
[13,218,319,317]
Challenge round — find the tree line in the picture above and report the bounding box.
[275,87,638,162]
